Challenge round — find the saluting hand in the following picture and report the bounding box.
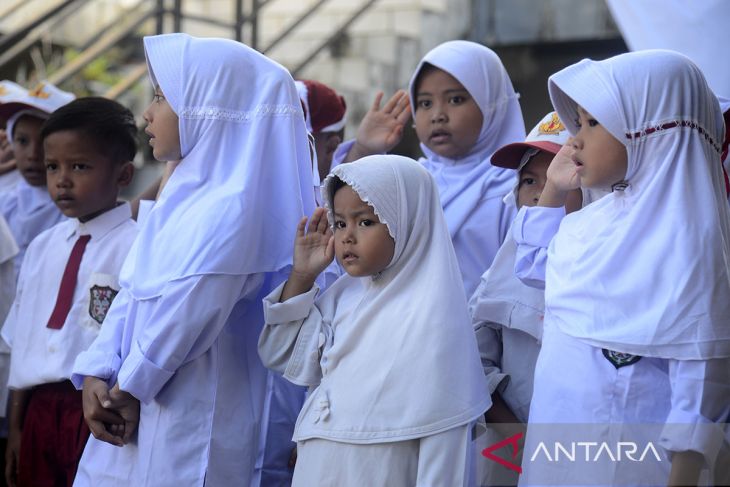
[281,208,334,301]
[345,90,412,163]
[546,141,580,192]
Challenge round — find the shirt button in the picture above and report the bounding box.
[48,346,56,353]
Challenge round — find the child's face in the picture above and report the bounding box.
[414,67,482,160]
[143,86,181,162]
[572,106,628,189]
[314,129,343,181]
[333,185,395,277]
[12,115,46,186]
[44,130,133,222]
[517,151,553,208]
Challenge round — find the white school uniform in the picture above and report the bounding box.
[72,33,316,486]
[1,203,136,390]
[332,42,525,296]
[0,178,65,281]
[0,171,21,194]
[259,155,491,486]
[0,216,17,417]
[406,41,526,296]
[513,51,730,485]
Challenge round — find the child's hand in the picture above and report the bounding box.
[5,426,20,487]
[106,383,140,445]
[546,141,580,192]
[345,90,411,163]
[82,376,126,447]
[0,129,12,161]
[281,208,334,301]
[292,207,334,280]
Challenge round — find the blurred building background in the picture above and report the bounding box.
[1,0,722,195]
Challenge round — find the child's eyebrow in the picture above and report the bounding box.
[416,88,469,97]
[333,208,375,218]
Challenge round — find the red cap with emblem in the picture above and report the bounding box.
[491,112,570,170]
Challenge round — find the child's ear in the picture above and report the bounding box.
[116,162,135,188]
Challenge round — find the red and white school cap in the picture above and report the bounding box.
[0,81,75,123]
[295,79,347,134]
[0,80,27,104]
[491,111,570,169]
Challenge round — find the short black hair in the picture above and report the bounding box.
[41,97,137,164]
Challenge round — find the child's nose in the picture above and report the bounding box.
[28,141,43,161]
[431,106,447,123]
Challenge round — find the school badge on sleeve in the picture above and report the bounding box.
[89,285,119,324]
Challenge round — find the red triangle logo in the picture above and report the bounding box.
[481,432,523,474]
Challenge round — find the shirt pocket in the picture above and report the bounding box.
[80,272,120,332]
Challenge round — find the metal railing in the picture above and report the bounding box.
[0,0,379,99]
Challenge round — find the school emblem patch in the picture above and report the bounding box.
[89,285,118,324]
[602,349,641,369]
[0,86,7,96]
[538,112,565,135]
[28,83,50,99]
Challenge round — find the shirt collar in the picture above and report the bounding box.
[65,202,132,241]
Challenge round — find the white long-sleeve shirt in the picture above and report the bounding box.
[72,270,280,487]
[512,205,730,464]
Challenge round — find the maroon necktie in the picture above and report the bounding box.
[46,235,91,330]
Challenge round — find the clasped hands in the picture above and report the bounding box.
[82,376,140,447]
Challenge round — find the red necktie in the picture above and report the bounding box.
[47,235,91,330]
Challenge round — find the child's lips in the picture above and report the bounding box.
[429,130,451,144]
[342,252,358,263]
[56,194,75,208]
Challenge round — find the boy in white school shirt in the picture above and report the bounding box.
[2,97,137,487]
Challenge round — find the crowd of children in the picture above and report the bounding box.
[0,29,727,487]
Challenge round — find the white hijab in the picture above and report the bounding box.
[120,34,315,296]
[408,40,525,238]
[547,50,730,360]
[302,155,490,440]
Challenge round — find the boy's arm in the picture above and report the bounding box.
[5,389,30,487]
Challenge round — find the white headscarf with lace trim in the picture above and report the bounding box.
[292,155,491,441]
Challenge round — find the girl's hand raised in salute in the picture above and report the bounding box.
[281,207,334,301]
[344,90,411,163]
[539,141,581,208]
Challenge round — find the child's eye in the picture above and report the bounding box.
[333,220,345,230]
[449,95,466,105]
[587,119,599,127]
[417,99,432,109]
[520,177,536,186]
[153,94,165,103]
[359,219,374,227]
[73,163,89,170]
[45,163,57,171]
[14,136,28,147]
[574,118,581,128]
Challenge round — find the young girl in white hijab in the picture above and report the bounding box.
[333,41,525,296]
[513,50,730,486]
[258,155,490,486]
[70,33,316,486]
